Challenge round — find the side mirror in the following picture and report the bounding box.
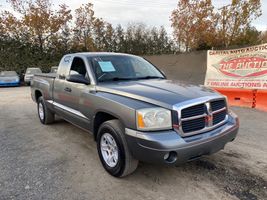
[66,74,90,85]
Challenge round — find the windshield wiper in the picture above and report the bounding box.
[99,76,165,82]
[136,76,165,80]
[99,77,135,82]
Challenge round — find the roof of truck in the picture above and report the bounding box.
[69,52,137,57]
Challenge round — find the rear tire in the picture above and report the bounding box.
[97,120,138,177]
[37,96,54,124]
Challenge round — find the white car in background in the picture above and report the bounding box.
[24,68,42,85]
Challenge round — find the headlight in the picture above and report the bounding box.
[136,107,172,131]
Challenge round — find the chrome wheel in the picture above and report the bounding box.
[38,102,44,121]
[100,133,119,167]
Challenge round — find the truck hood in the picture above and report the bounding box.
[96,79,221,109]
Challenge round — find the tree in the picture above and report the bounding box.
[92,18,105,51]
[171,0,262,51]
[171,0,215,51]
[158,26,173,54]
[9,0,72,53]
[124,23,149,55]
[0,1,177,76]
[216,0,262,47]
[73,3,96,51]
[0,11,25,40]
[261,30,267,43]
[92,18,116,52]
[0,14,3,38]
[104,23,115,52]
[231,26,261,46]
[114,24,125,52]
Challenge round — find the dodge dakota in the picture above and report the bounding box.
[31,52,239,177]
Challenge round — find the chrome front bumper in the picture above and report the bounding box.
[125,111,239,164]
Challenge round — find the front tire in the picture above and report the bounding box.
[37,96,55,124]
[97,120,138,177]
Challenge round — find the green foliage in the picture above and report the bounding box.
[260,30,267,43]
[0,36,61,73]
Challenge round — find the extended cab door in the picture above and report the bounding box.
[53,55,72,107]
[56,56,94,130]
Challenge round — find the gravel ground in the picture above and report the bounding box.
[0,87,266,200]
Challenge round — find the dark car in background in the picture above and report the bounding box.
[0,71,20,87]
[24,68,42,85]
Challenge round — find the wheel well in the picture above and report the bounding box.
[93,112,118,140]
[35,90,42,101]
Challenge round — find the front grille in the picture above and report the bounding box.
[181,104,205,118]
[176,98,228,136]
[213,110,227,125]
[210,100,226,111]
[182,117,206,133]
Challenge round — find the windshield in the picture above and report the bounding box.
[0,71,17,77]
[89,55,165,82]
[26,68,42,74]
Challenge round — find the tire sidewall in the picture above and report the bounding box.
[97,123,126,177]
[37,97,46,124]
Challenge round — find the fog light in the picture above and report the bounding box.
[164,152,170,160]
[164,151,177,163]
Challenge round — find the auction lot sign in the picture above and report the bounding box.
[205,43,267,89]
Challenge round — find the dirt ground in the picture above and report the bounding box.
[0,87,266,200]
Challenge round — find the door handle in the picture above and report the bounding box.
[64,87,72,92]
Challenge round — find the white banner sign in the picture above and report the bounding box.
[205,43,267,90]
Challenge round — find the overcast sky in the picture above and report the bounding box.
[1,0,266,35]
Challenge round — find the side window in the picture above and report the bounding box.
[69,57,88,79]
[57,56,72,77]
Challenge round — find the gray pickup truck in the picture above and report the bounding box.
[31,52,239,177]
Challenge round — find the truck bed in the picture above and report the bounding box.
[34,73,57,78]
[31,73,56,102]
